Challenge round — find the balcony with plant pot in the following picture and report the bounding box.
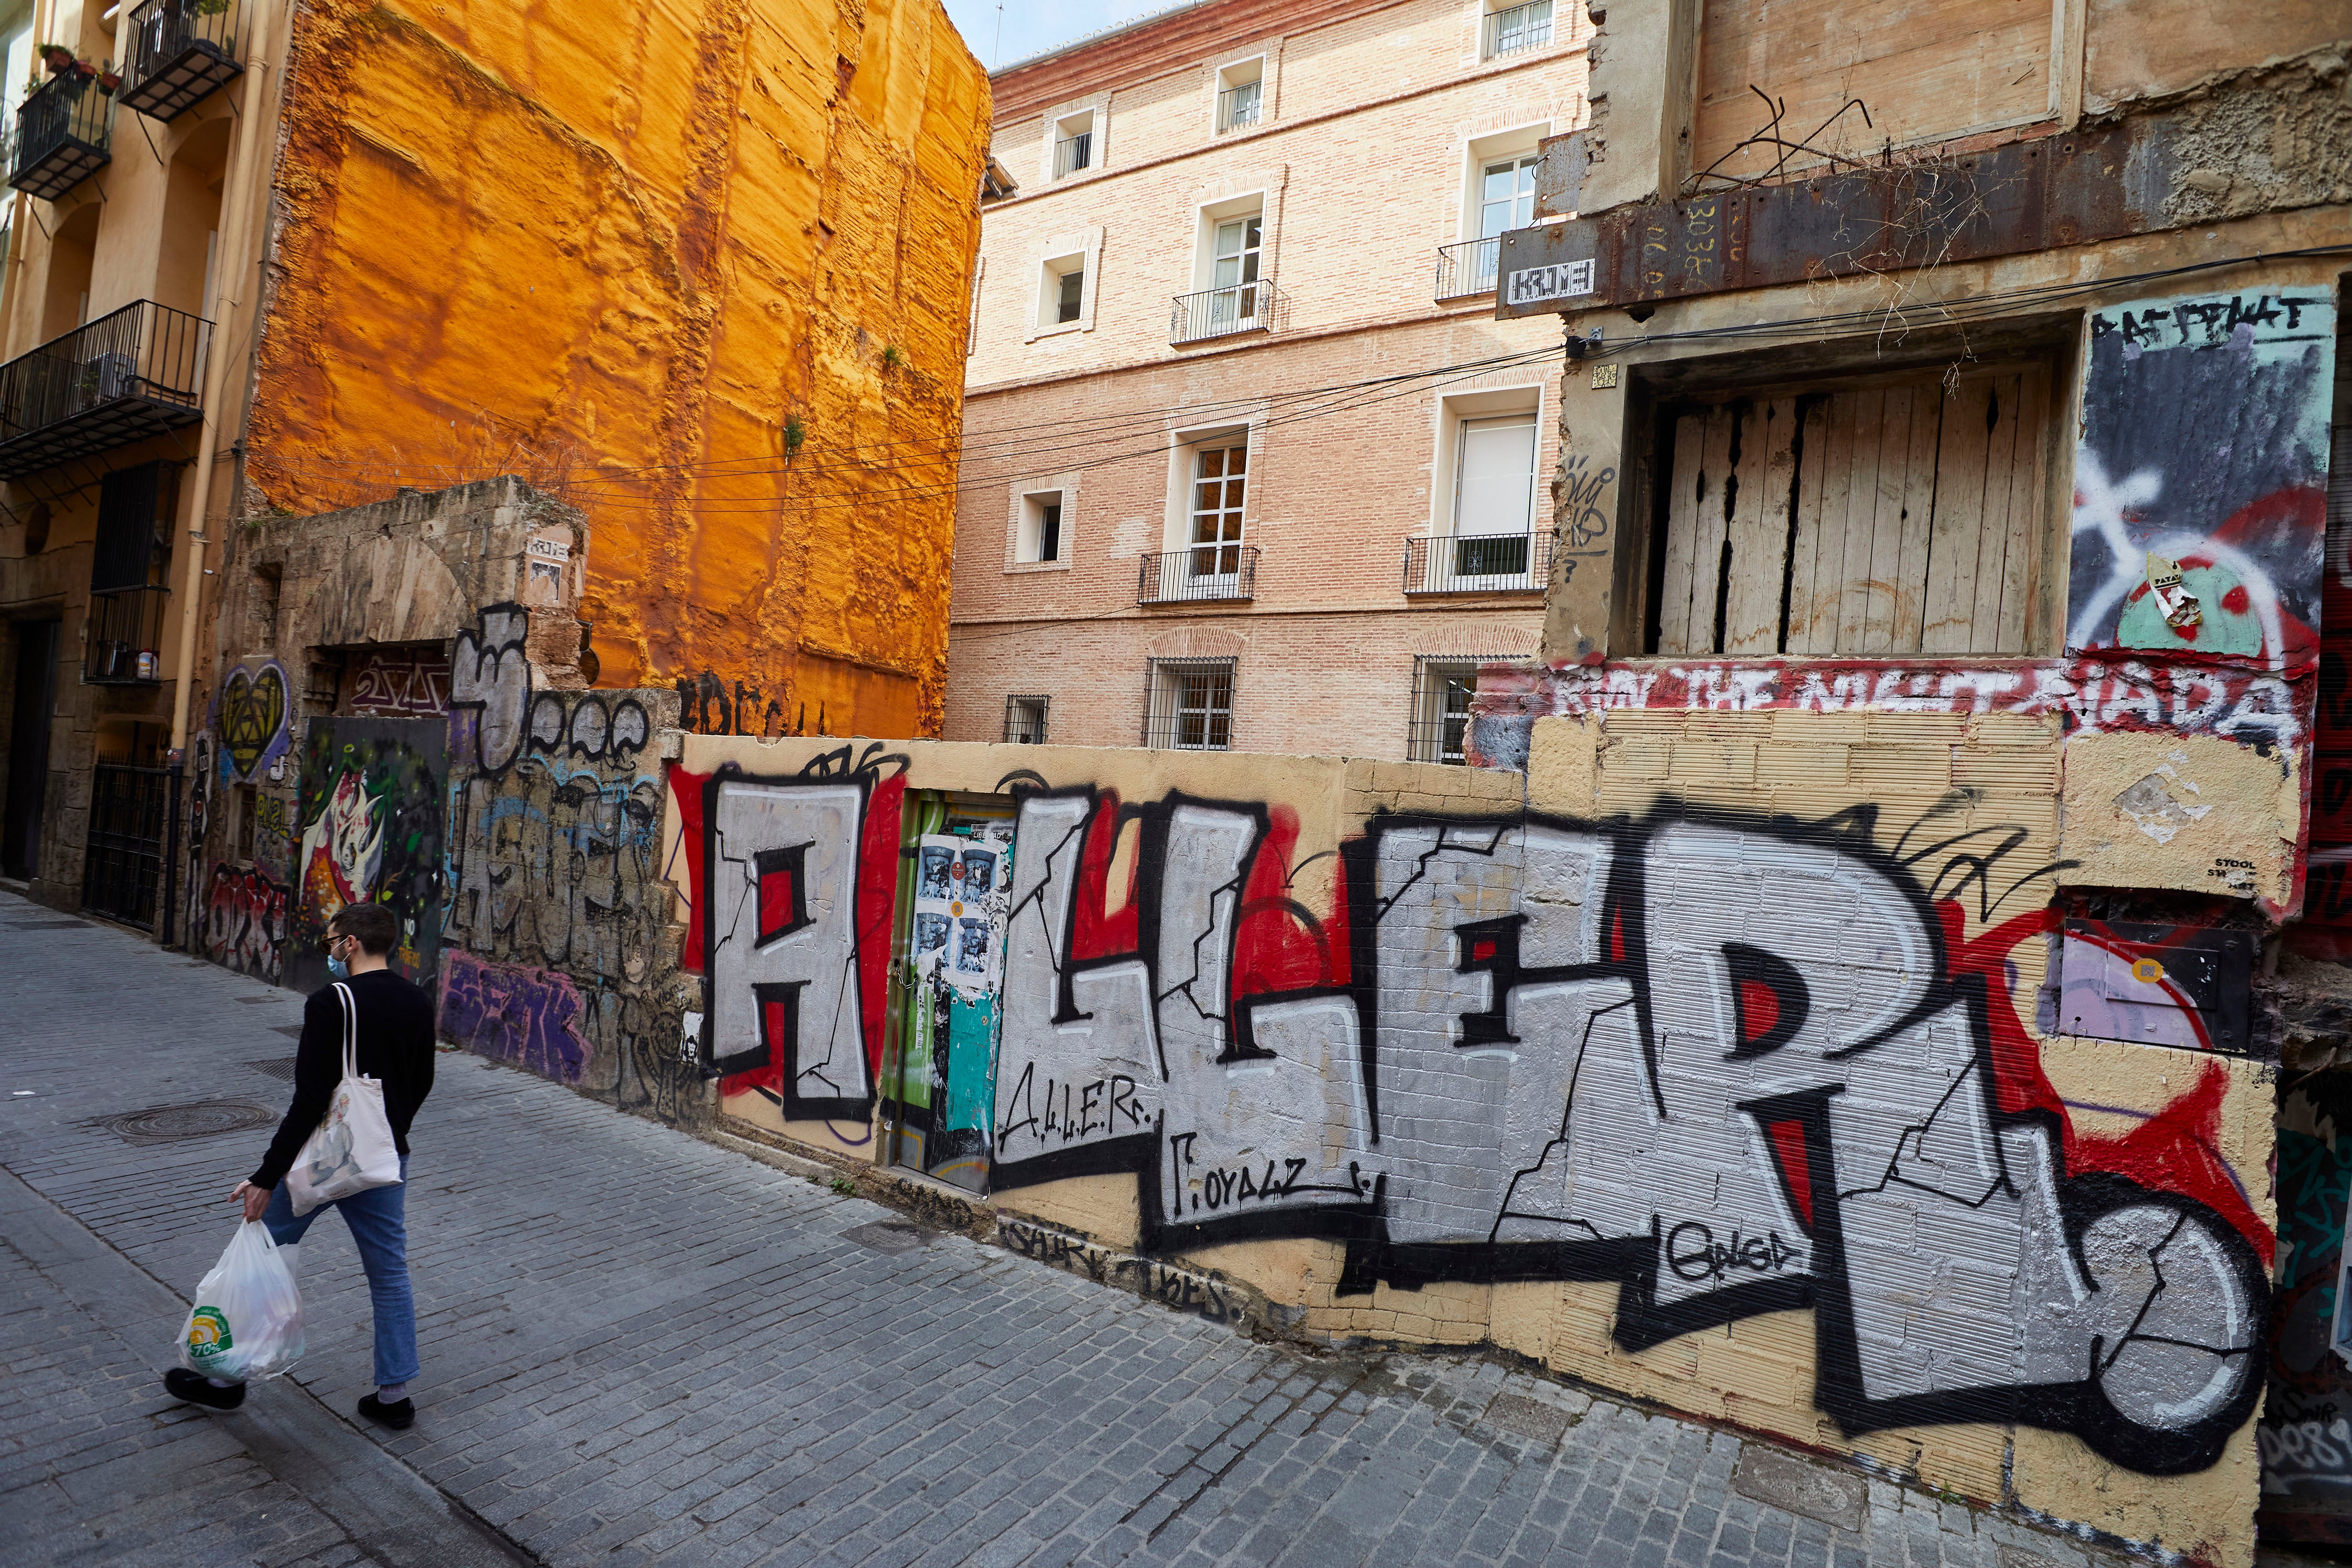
[0,301,210,480]
[118,0,246,123]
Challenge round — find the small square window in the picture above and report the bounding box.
[1040,254,1088,334]
[1410,659,1479,765]
[1003,695,1050,744]
[1145,658,1235,751]
[1482,0,1553,59]
[1216,60,1264,133]
[1016,491,1064,564]
[1054,111,1096,178]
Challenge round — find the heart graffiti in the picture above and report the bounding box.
[219,664,289,778]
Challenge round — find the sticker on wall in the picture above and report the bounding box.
[2070,288,2336,670]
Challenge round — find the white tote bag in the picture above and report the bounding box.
[284,981,403,1216]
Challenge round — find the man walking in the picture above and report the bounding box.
[163,903,436,1428]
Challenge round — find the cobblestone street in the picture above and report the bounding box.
[0,892,2152,1568]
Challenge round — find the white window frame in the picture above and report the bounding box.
[1422,385,1545,591]
[1016,490,1064,565]
[1003,694,1050,745]
[1005,471,1079,572]
[1145,657,1237,751]
[1458,123,1550,248]
[1410,658,1481,765]
[1479,0,1557,61]
[1026,227,1102,343]
[1163,424,1255,590]
[1052,108,1098,180]
[1190,191,1268,329]
[1214,55,1266,134]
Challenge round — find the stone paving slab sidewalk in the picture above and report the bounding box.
[0,892,2146,1568]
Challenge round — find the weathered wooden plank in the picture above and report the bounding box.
[1784,398,1833,654]
[1863,386,1915,656]
[1994,365,2051,653]
[1655,412,1708,655]
[1832,387,1885,655]
[1724,397,1797,655]
[1893,382,1944,654]
[1960,372,2022,654]
[1681,405,1739,654]
[1921,373,1994,654]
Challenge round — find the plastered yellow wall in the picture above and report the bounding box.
[660,724,2276,1566]
[246,0,989,734]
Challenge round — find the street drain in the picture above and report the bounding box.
[86,1101,281,1145]
[246,1057,301,1082]
[842,1220,926,1255]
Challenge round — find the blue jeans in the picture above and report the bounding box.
[262,1157,417,1388]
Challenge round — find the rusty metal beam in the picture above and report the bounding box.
[1497,117,2176,318]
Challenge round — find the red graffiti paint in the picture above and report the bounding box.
[671,767,711,973]
[1946,901,2274,1266]
[720,994,791,1097]
[855,773,905,1078]
[1233,806,1348,1000]
[1072,794,1139,960]
[1738,978,1782,1045]
[1765,1118,1814,1230]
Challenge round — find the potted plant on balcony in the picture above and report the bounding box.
[38,43,76,75]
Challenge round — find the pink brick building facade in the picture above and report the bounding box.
[946,0,1589,760]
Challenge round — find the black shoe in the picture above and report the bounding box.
[163,1367,246,1409]
[358,1393,415,1430]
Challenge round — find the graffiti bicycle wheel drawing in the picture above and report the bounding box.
[289,717,446,994]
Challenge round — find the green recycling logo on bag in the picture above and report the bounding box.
[185,1304,233,1362]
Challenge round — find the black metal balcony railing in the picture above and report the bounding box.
[1053,130,1092,178]
[82,761,168,929]
[1483,0,1555,58]
[1435,237,1502,301]
[82,585,169,683]
[0,300,209,480]
[1216,83,1262,132]
[10,72,112,200]
[1170,280,1283,345]
[120,0,248,122]
[1403,530,1553,594]
[1139,546,1259,604]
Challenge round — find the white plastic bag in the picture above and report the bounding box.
[178,1220,304,1382]
[285,981,402,1217]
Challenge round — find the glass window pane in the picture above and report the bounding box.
[1225,447,1246,475]
[1199,449,1225,478]
[1224,479,1245,508]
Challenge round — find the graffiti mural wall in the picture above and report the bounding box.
[667,726,2275,1541]
[288,716,446,994]
[2261,1077,2352,1543]
[440,606,689,1117]
[2069,290,2335,670]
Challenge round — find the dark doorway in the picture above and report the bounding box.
[3,619,60,879]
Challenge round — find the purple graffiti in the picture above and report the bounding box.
[440,952,589,1083]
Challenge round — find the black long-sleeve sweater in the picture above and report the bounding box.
[249,970,436,1192]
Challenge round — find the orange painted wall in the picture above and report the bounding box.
[244,0,989,736]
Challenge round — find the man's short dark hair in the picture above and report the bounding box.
[330,903,400,956]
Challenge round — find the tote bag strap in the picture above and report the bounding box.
[332,981,358,1080]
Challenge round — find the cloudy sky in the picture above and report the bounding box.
[938,0,1184,71]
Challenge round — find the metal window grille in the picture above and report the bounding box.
[1482,0,1553,59]
[1002,694,1049,744]
[1053,128,1093,178]
[1217,80,1262,132]
[1409,660,1480,765]
[1144,658,1235,751]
